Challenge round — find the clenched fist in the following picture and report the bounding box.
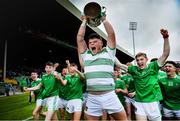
[160,29,169,39]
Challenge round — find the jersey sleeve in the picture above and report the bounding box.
[106,46,116,61]
[150,61,160,72]
[80,49,88,61]
[127,65,134,75]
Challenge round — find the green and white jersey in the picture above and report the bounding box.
[31,78,43,99]
[159,75,180,110]
[40,73,60,99]
[81,46,116,91]
[128,61,163,102]
[65,74,83,100]
[115,79,126,106]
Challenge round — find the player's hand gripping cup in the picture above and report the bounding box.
[83,2,106,27]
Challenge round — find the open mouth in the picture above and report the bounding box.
[91,47,97,54]
[166,70,170,73]
[138,64,144,68]
[91,47,96,51]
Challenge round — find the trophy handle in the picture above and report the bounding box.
[83,2,106,27]
[101,6,106,17]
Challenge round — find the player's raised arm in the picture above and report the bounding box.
[102,16,116,49]
[76,16,88,54]
[157,29,170,66]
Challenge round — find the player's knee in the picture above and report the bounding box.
[32,110,38,116]
[126,110,131,116]
[32,112,35,116]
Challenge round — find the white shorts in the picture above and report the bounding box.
[66,99,83,113]
[125,96,135,106]
[163,107,180,118]
[134,101,161,120]
[44,96,59,111]
[36,99,45,107]
[85,91,124,117]
[58,98,68,109]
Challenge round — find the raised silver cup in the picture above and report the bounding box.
[83,2,106,27]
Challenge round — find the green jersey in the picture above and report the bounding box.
[121,74,135,93]
[128,61,163,102]
[115,79,126,106]
[65,74,83,100]
[59,75,69,100]
[20,77,27,87]
[40,73,60,99]
[31,78,43,99]
[159,75,180,110]
[158,70,166,79]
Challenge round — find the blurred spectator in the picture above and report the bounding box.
[4,83,11,96]
[176,62,180,75]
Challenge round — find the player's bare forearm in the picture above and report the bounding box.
[75,68,85,82]
[127,92,135,98]
[115,88,128,95]
[60,78,67,86]
[26,83,42,91]
[77,19,87,53]
[121,88,128,95]
[65,60,71,72]
[103,19,116,48]
[158,29,170,65]
[115,57,128,72]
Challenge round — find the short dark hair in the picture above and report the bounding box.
[31,70,38,74]
[177,63,180,68]
[150,58,158,62]
[88,33,102,41]
[165,61,177,68]
[70,63,78,67]
[45,61,54,67]
[135,52,147,59]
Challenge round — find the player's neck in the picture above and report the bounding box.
[167,73,176,78]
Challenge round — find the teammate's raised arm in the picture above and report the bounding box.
[76,16,88,54]
[115,57,128,71]
[102,16,116,49]
[157,29,170,66]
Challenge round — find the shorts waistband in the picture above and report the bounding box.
[88,90,113,95]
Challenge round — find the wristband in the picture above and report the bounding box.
[163,34,169,39]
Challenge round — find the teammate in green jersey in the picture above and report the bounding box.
[29,71,45,120]
[121,62,136,121]
[116,29,170,121]
[114,67,128,106]
[159,61,180,120]
[176,63,180,76]
[58,67,69,121]
[24,62,60,121]
[58,61,85,121]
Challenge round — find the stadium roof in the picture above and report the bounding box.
[0,0,134,70]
